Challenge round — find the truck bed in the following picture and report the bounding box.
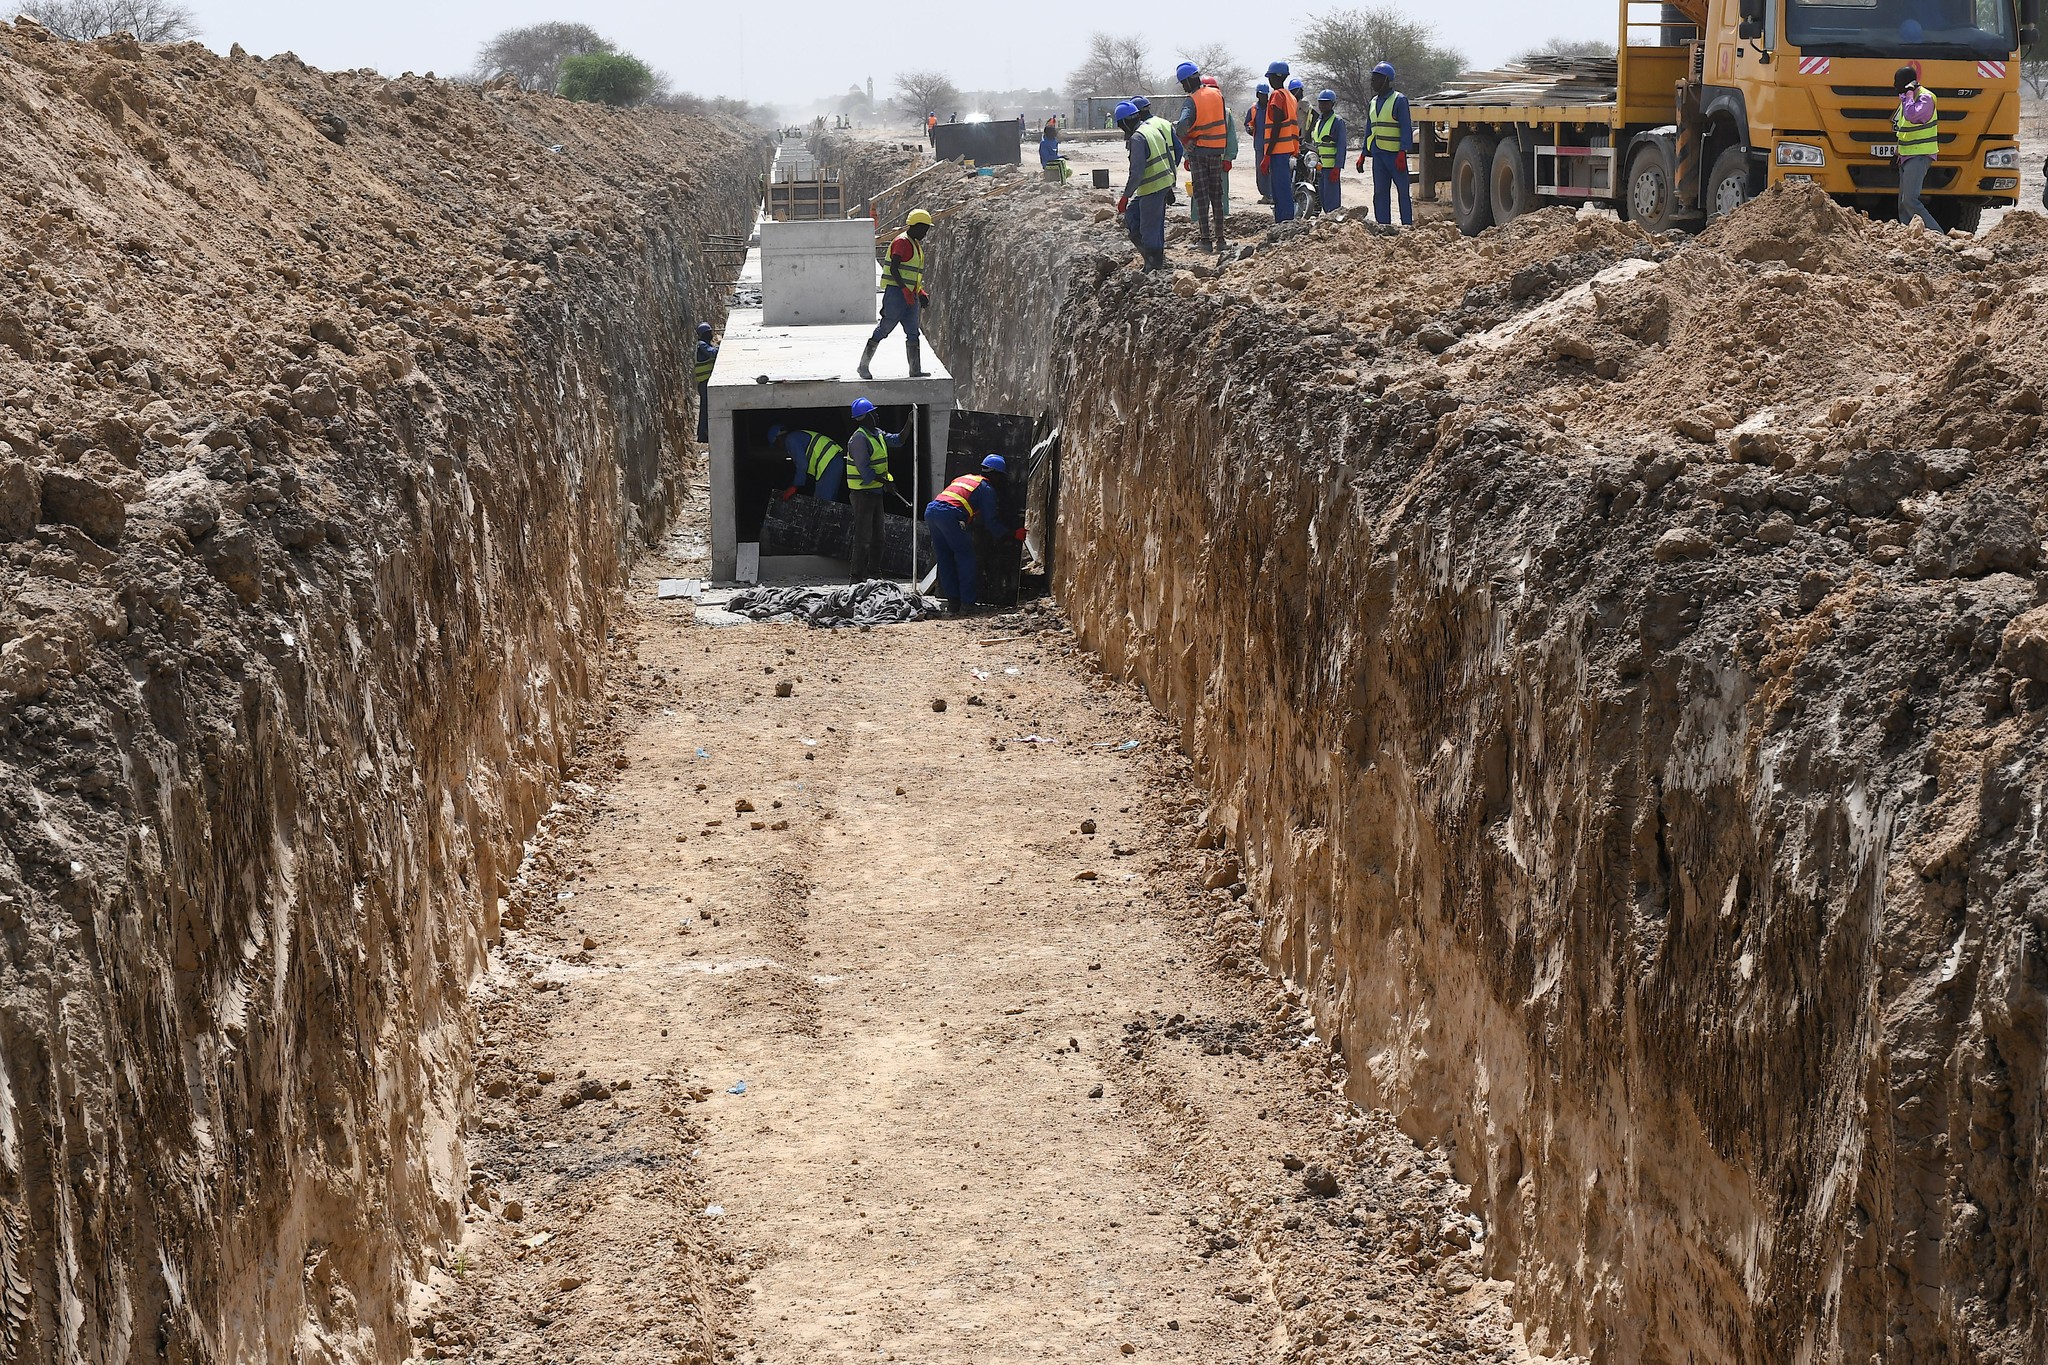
[1416,57,1620,111]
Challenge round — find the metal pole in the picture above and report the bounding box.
[910,404,920,588]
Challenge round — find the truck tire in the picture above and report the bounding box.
[1626,141,1679,233]
[1490,135,1538,226]
[1706,145,1756,220]
[1453,133,1498,236]
[1931,200,1982,235]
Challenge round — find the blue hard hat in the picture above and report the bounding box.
[1318,89,1336,103]
[1373,62,1396,79]
[1176,61,1200,83]
[981,454,1007,473]
[766,424,784,443]
[1113,99,1139,121]
[1267,60,1289,78]
[851,398,876,419]
[1287,77,1304,94]
[1132,95,1151,110]
[1255,82,1270,95]
[697,322,713,338]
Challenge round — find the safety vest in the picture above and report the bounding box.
[847,428,892,492]
[1265,88,1298,156]
[1893,91,1940,159]
[803,432,845,483]
[887,234,926,294]
[1368,92,1404,154]
[1306,109,1341,167]
[934,473,985,519]
[1187,85,1227,150]
[694,342,716,384]
[1134,118,1175,197]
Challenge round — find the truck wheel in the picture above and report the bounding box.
[1490,136,1537,226]
[1626,142,1678,233]
[1931,200,1982,235]
[1706,145,1756,220]
[1452,134,1498,236]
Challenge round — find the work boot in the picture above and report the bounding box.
[856,340,878,381]
[1143,248,1168,272]
[906,338,928,379]
[1193,236,1212,253]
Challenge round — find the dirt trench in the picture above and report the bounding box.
[0,26,764,1363]
[912,167,2048,1363]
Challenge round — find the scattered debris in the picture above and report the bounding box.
[726,581,933,628]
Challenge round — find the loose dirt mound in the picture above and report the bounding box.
[0,20,761,1363]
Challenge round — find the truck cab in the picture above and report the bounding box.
[1416,0,2035,234]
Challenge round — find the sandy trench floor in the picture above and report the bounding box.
[421,477,1560,1365]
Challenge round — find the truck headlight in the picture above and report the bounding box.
[1985,148,2019,169]
[1775,142,1826,168]
[1986,176,2019,190]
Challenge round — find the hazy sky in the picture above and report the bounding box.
[172,1,1617,106]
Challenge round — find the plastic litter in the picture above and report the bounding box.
[728,1080,748,1095]
[696,747,710,759]
[703,1204,725,1218]
[1008,735,1060,745]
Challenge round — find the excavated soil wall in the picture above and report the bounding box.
[0,26,763,1363]
[928,176,2048,1363]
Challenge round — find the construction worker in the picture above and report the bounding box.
[858,209,933,380]
[1039,118,1067,181]
[924,454,1022,613]
[847,397,903,582]
[1115,100,1175,272]
[1174,60,1230,255]
[694,322,718,442]
[926,111,938,142]
[770,424,848,502]
[1356,62,1414,227]
[1248,83,1270,203]
[1304,90,1346,214]
[1262,62,1299,223]
[1893,67,1941,231]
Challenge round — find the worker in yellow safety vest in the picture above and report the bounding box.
[1115,100,1176,272]
[846,397,904,582]
[1302,91,1347,214]
[771,424,849,502]
[859,209,933,380]
[694,322,718,441]
[1892,67,1941,232]
[1355,62,1413,227]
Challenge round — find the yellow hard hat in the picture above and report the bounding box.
[906,208,934,227]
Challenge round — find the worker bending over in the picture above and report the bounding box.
[858,209,933,380]
[770,424,848,502]
[1115,100,1175,272]
[1893,68,1941,232]
[846,397,903,582]
[1262,62,1299,223]
[1173,60,1230,256]
[1358,63,1413,227]
[923,455,1022,614]
[694,322,718,442]
[1304,90,1346,213]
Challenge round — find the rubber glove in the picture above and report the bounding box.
[1329,168,1339,183]
[1259,155,1270,175]
[918,290,930,307]
[1013,527,1028,542]
[1396,151,1409,174]
[1222,160,1233,172]
[1356,154,1366,172]
[901,285,918,306]
[1117,195,1129,213]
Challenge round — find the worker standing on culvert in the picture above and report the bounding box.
[846,397,904,582]
[1115,100,1175,273]
[1357,62,1414,228]
[924,455,1022,614]
[1247,83,1271,204]
[694,322,718,442]
[1261,62,1299,223]
[1173,60,1230,256]
[858,209,933,381]
[1893,67,1942,232]
[1304,90,1347,214]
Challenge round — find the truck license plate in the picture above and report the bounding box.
[1870,144,1896,158]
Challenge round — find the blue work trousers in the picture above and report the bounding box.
[1372,150,1413,226]
[1317,168,1342,212]
[697,381,709,442]
[869,290,921,343]
[924,503,979,606]
[1253,140,1269,199]
[1269,153,1296,221]
[1124,191,1167,250]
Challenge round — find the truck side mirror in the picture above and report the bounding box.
[1738,19,1765,38]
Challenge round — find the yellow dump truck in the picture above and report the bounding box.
[1416,0,2035,234]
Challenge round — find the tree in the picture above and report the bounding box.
[2024,36,2045,99]
[1296,7,1465,115]
[1514,36,1616,63]
[17,0,195,41]
[470,22,614,93]
[1177,43,1253,99]
[1066,32,1155,99]
[892,69,962,120]
[558,52,658,107]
